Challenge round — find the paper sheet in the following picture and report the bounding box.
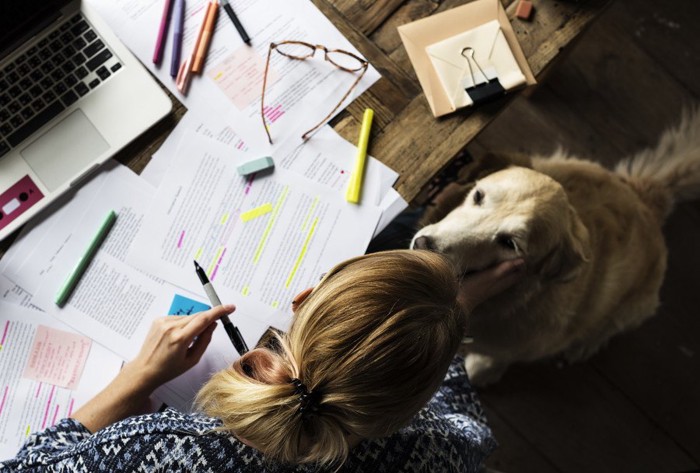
[0,303,122,461]
[127,132,382,330]
[143,113,406,236]
[0,275,40,310]
[86,0,381,151]
[2,164,168,360]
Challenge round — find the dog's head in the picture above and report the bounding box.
[412,167,591,284]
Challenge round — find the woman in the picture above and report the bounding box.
[1,250,523,472]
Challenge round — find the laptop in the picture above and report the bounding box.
[0,0,171,241]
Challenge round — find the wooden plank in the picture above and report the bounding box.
[479,361,697,473]
[611,0,700,98]
[371,0,439,57]
[590,201,700,463]
[328,0,406,35]
[482,405,563,473]
[469,87,628,169]
[544,7,693,156]
[313,0,421,99]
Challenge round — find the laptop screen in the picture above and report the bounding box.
[0,0,72,60]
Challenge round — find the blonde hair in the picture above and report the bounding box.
[196,250,465,468]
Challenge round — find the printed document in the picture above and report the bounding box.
[0,303,121,460]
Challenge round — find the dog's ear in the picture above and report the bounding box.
[419,182,475,226]
[539,205,591,282]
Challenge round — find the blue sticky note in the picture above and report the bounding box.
[168,294,211,316]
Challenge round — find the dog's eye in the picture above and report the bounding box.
[496,234,518,251]
[473,189,484,205]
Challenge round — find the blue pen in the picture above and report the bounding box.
[170,0,185,77]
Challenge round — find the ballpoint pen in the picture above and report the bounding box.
[193,260,249,356]
[220,0,251,45]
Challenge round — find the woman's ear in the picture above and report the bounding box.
[291,287,314,313]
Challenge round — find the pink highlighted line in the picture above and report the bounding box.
[264,105,285,124]
[68,398,75,417]
[268,109,285,123]
[0,386,8,416]
[35,382,42,398]
[51,404,60,426]
[177,230,185,248]
[1,321,9,345]
[244,174,255,195]
[41,386,56,429]
[210,248,227,282]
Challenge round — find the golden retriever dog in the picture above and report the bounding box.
[411,111,700,386]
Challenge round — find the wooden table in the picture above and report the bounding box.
[0,0,611,255]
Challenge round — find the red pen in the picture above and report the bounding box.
[153,0,174,65]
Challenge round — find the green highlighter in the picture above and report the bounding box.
[55,210,118,307]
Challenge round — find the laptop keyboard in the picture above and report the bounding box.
[0,13,123,158]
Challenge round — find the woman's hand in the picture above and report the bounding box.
[458,259,525,312]
[72,304,235,433]
[123,304,236,394]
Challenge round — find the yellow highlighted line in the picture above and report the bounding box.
[220,213,230,225]
[242,285,249,296]
[285,217,318,288]
[208,247,224,276]
[301,196,319,232]
[253,187,289,264]
[25,425,31,436]
[194,248,203,261]
[214,71,223,80]
[271,301,279,308]
[240,203,273,222]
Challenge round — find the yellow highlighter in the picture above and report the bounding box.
[345,108,374,204]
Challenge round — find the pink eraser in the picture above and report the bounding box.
[516,0,534,20]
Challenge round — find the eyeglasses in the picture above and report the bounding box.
[261,41,369,144]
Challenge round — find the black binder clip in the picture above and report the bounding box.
[460,47,505,107]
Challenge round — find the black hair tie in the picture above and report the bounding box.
[290,378,322,417]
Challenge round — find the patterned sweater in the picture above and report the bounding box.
[0,356,496,472]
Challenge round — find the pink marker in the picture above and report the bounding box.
[153,0,174,65]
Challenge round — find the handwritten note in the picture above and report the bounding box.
[23,326,92,390]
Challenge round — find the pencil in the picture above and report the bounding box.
[191,0,218,74]
[345,108,374,204]
[55,210,117,307]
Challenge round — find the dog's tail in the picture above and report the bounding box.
[614,107,700,220]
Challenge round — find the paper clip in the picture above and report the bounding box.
[460,46,505,107]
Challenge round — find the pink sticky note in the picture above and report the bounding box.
[23,326,92,390]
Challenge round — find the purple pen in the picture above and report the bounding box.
[153,0,173,65]
[170,0,185,77]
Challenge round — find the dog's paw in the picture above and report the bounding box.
[465,353,508,387]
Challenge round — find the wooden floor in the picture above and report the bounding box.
[460,0,700,471]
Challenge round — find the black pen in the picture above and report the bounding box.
[220,0,251,45]
[194,260,249,356]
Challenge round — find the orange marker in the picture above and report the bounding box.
[191,0,218,73]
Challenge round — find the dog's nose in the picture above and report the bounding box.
[413,235,436,251]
